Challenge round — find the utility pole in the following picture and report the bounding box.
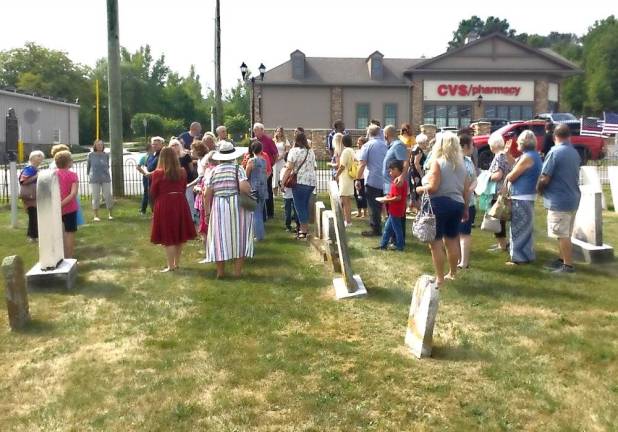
[106,0,124,196]
[214,0,223,128]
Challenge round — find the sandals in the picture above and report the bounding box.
[296,232,308,240]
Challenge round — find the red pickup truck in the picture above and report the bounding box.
[472,120,606,169]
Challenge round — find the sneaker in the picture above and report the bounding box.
[197,258,208,264]
[552,264,575,274]
[543,258,564,270]
[108,216,114,220]
[93,217,101,222]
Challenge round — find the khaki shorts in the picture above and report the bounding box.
[547,210,576,239]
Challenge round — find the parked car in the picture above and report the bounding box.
[471,118,509,133]
[535,112,581,135]
[438,126,459,133]
[472,119,606,169]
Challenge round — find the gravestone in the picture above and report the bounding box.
[328,181,366,299]
[608,166,618,213]
[571,188,614,263]
[1,256,31,330]
[580,166,606,209]
[405,275,440,359]
[321,210,341,273]
[26,170,78,290]
[315,201,326,239]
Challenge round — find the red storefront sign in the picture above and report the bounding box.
[436,83,522,97]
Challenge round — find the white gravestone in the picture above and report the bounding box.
[608,166,618,214]
[321,210,341,273]
[328,181,366,299]
[571,188,614,263]
[315,201,326,240]
[580,166,606,210]
[405,275,440,359]
[26,170,77,290]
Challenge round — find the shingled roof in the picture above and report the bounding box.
[262,56,423,87]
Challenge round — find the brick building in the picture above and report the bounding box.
[255,33,580,154]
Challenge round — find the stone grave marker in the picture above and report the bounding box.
[321,210,341,273]
[26,170,78,290]
[571,188,614,263]
[608,166,618,214]
[315,201,326,239]
[580,166,606,209]
[1,256,31,330]
[328,181,366,299]
[405,275,440,359]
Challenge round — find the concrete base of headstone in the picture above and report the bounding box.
[2,256,31,330]
[26,259,78,291]
[405,275,440,359]
[571,238,614,264]
[333,275,367,300]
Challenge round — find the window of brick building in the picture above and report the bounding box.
[356,104,370,129]
[383,103,397,126]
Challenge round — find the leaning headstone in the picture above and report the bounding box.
[608,166,618,213]
[405,275,440,359]
[328,181,366,299]
[580,166,606,209]
[315,201,326,239]
[571,188,614,263]
[1,256,31,330]
[321,210,341,273]
[26,170,78,290]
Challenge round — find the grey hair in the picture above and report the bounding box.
[253,122,265,131]
[151,136,165,144]
[190,122,201,129]
[415,133,428,145]
[383,125,397,138]
[488,133,505,152]
[367,124,381,137]
[517,130,537,151]
[216,125,227,135]
[29,150,45,162]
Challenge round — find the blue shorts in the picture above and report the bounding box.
[430,196,464,240]
[459,205,476,235]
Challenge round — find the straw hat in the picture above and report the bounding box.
[211,141,247,161]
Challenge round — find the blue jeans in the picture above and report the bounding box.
[141,176,149,213]
[284,197,299,229]
[254,199,266,240]
[291,183,315,225]
[381,216,404,250]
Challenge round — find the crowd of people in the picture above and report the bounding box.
[18,116,582,284]
[327,119,582,286]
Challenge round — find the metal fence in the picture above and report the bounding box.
[0,157,337,204]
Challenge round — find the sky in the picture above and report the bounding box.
[2,0,617,94]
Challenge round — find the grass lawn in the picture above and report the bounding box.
[0,196,617,431]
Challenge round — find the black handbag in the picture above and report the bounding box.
[236,165,258,212]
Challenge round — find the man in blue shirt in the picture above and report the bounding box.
[382,125,410,243]
[144,136,164,211]
[537,124,581,273]
[326,120,348,156]
[178,122,203,150]
[357,124,387,236]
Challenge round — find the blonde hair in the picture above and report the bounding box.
[29,150,45,163]
[54,150,73,169]
[517,130,537,151]
[333,132,344,157]
[51,144,70,157]
[488,133,506,152]
[432,132,463,168]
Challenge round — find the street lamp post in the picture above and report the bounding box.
[240,62,266,137]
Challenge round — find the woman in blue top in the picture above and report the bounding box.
[245,141,268,241]
[503,130,542,265]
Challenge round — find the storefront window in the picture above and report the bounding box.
[424,105,471,128]
[384,103,397,126]
[485,105,534,121]
[356,103,370,129]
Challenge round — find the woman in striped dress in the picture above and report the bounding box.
[204,142,254,278]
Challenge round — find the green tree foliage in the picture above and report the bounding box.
[225,113,250,141]
[448,16,518,50]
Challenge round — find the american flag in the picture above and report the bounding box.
[580,117,604,137]
[602,112,618,135]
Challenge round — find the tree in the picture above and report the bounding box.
[448,16,517,50]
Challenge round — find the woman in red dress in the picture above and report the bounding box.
[150,147,197,272]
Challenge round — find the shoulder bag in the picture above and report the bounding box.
[236,165,258,212]
[412,192,436,243]
[283,149,309,188]
[480,213,502,233]
[487,189,512,221]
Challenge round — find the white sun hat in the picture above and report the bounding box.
[211,141,247,161]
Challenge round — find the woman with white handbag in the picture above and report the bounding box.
[415,132,470,286]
